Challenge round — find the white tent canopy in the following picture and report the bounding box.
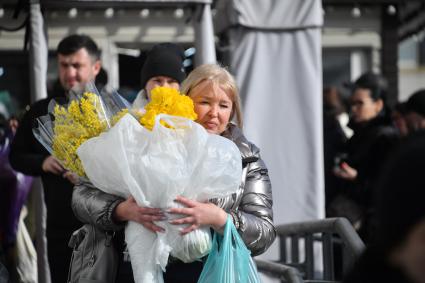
[215,0,322,31]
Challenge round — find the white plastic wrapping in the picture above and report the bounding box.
[77,113,242,283]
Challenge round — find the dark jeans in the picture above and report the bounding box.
[164,260,204,283]
[48,235,73,283]
[117,261,134,283]
[117,259,204,283]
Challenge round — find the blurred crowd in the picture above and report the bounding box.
[324,73,425,282]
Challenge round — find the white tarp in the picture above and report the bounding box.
[214,1,324,276]
[29,2,51,283]
[215,0,322,32]
[228,27,324,223]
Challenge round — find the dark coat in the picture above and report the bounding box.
[328,116,399,242]
[343,116,399,207]
[323,113,347,205]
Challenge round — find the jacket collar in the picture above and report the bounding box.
[221,123,260,165]
[348,115,391,133]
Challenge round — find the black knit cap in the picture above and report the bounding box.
[140,43,186,88]
[406,89,425,117]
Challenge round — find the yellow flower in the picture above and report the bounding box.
[51,88,194,176]
[139,87,197,131]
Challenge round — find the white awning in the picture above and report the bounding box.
[215,0,323,33]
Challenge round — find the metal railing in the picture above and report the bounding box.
[276,217,365,283]
[255,259,304,283]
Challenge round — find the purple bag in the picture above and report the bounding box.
[0,130,33,247]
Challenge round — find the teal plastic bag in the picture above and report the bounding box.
[198,216,261,283]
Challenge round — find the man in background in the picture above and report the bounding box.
[9,34,101,282]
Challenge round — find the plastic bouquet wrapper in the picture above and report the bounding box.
[76,87,243,283]
[32,83,130,179]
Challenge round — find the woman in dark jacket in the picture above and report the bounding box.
[72,64,276,282]
[331,73,399,242]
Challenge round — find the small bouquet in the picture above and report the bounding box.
[33,85,243,283]
[32,83,129,179]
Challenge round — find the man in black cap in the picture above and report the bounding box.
[132,43,186,109]
[404,89,425,133]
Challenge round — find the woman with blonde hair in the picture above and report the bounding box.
[164,63,275,281]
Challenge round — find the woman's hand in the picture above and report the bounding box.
[167,195,228,235]
[114,196,165,233]
[334,162,358,181]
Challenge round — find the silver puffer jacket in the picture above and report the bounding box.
[72,124,276,256]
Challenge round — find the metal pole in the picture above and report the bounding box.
[194,3,217,65]
[381,4,399,106]
[29,1,51,282]
[29,0,48,102]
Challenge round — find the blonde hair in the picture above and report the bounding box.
[181,64,243,129]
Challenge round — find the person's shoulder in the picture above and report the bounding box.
[365,116,398,140]
[376,123,399,141]
[20,97,52,121]
[223,124,260,163]
[29,97,53,111]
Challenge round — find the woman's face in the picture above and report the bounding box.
[189,81,233,135]
[350,88,383,123]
